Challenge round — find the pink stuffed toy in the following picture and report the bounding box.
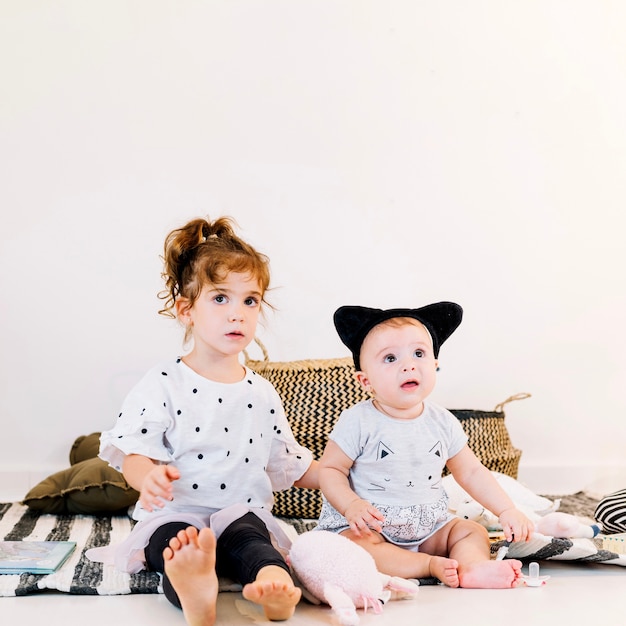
[456,500,601,538]
[534,512,601,539]
[289,530,419,626]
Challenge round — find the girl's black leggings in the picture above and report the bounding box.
[144,512,290,609]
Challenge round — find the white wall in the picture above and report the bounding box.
[1,1,625,496]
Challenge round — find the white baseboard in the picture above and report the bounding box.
[0,466,64,503]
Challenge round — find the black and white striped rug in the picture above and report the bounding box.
[0,502,160,597]
[0,502,310,597]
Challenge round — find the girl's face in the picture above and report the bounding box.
[177,271,263,359]
[356,320,438,419]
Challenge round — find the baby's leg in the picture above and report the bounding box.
[163,526,219,626]
[341,529,460,587]
[457,559,523,589]
[424,518,523,589]
[242,565,302,621]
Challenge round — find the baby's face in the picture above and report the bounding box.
[358,319,438,418]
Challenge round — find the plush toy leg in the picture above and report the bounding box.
[322,583,360,626]
[535,511,602,539]
[379,573,420,601]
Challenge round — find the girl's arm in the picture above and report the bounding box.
[446,445,534,542]
[319,440,384,536]
[122,453,180,513]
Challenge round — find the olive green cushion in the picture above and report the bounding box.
[69,432,102,465]
[23,432,139,514]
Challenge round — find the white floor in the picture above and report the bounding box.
[1,560,625,626]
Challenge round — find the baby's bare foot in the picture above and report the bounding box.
[164,526,219,626]
[458,559,523,589]
[428,556,460,587]
[242,565,301,621]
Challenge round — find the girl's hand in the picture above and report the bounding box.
[499,507,535,543]
[344,498,385,536]
[139,464,181,512]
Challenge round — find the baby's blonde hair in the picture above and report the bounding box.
[362,317,434,362]
[369,316,432,341]
[158,216,271,341]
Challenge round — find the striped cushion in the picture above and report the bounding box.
[595,489,626,534]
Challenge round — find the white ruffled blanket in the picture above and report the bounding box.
[442,473,626,566]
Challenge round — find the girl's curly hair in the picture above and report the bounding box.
[158,216,271,341]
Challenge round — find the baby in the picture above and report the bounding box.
[317,302,533,588]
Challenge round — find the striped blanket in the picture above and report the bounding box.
[0,502,317,597]
[0,502,160,596]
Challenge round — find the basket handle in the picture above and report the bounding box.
[494,392,531,413]
[243,337,269,365]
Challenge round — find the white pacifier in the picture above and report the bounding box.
[523,561,550,587]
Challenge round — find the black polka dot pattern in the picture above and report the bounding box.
[101,358,311,511]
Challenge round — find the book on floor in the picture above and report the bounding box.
[0,541,77,574]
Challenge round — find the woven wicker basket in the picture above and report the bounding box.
[246,340,369,518]
[246,339,528,519]
[446,393,528,479]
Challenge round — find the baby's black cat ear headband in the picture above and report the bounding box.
[333,302,463,370]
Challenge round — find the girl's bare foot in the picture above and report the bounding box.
[458,559,523,589]
[242,564,301,621]
[164,526,219,626]
[428,555,460,587]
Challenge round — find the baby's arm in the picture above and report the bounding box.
[122,453,180,513]
[294,459,320,490]
[446,445,534,542]
[319,440,384,536]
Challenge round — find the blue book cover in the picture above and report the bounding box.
[0,541,77,574]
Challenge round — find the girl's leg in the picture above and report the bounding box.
[216,512,301,621]
[145,522,219,626]
[145,521,191,607]
[341,529,460,587]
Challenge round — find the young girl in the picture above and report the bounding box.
[89,217,318,626]
[317,302,533,589]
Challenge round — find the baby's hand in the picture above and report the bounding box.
[499,507,534,543]
[344,498,385,536]
[139,464,180,512]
